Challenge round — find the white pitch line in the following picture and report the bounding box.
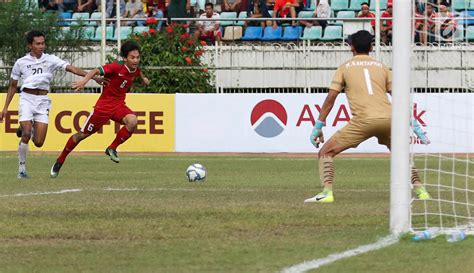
[105,187,296,193]
[280,235,399,273]
[104,187,389,193]
[0,189,82,198]
[0,187,389,199]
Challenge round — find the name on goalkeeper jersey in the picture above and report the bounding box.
[345,61,383,68]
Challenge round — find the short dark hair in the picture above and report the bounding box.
[360,2,369,6]
[26,30,45,44]
[205,2,213,9]
[120,41,140,58]
[349,30,373,54]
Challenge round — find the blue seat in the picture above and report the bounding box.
[331,0,349,11]
[241,26,263,40]
[348,0,366,11]
[112,26,133,40]
[300,26,322,40]
[77,26,96,40]
[91,26,114,41]
[320,25,343,41]
[220,12,238,27]
[59,12,72,26]
[452,0,470,11]
[281,26,302,40]
[261,26,282,40]
[457,10,474,25]
[235,12,247,26]
[89,12,102,26]
[71,12,90,26]
[466,25,474,40]
[133,26,149,34]
[298,11,314,19]
[369,0,388,10]
[70,26,95,40]
[335,10,355,25]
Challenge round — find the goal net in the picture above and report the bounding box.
[409,1,474,235]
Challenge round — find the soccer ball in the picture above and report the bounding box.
[186,163,207,182]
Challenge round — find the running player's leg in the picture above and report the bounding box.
[16,93,37,178]
[305,120,369,203]
[56,132,91,164]
[17,120,32,179]
[51,109,107,178]
[106,107,136,163]
[31,121,48,147]
[50,131,91,178]
[30,95,51,147]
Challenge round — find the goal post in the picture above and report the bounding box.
[390,0,412,235]
[391,0,474,235]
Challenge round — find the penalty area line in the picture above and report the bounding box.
[280,235,399,273]
[0,189,82,198]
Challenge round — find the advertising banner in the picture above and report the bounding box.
[0,94,175,152]
[176,93,473,153]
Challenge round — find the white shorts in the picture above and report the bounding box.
[18,92,51,124]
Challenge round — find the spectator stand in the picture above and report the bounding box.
[177,16,352,45]
[31,6,474,66]
[7,2,473,95]
[47,4,474,48]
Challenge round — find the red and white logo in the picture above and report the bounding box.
[250,100,287,138]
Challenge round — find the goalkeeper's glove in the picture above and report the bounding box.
[310,120,325,148]
[411,119,430,145]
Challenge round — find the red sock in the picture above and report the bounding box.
[109,126,132,149]
[57,136,78,164]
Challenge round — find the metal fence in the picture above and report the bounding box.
[1,15,473,93]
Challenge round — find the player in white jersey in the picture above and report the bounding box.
[0,30,105,179]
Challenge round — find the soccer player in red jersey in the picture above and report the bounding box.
[50,41,150,178]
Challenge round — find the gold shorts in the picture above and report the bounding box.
[331,118,391,150]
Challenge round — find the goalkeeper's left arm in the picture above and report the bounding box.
[411,119,430,145]
[387,90,430,145]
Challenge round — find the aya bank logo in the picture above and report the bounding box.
[250,99,288,138]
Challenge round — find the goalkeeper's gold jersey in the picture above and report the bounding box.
[329,54,392,120]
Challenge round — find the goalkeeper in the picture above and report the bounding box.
[305,30,431,203]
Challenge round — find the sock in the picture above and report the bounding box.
[57,136,79,164]
[18,142,28,173]
[108,126,132,150]
[319,156,334,190]
[411,167,421,186]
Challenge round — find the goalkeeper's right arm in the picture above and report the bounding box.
[310,90,339,148]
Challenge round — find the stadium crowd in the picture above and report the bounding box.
[27,0,472,44]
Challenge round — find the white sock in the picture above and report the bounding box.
[18,142,28,173]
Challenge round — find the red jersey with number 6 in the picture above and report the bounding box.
[95,61,141,112]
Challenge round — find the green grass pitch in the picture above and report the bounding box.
[0,153,472,273]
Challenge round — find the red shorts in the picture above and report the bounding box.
[81,105,134,134]
[200,30,222,43]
